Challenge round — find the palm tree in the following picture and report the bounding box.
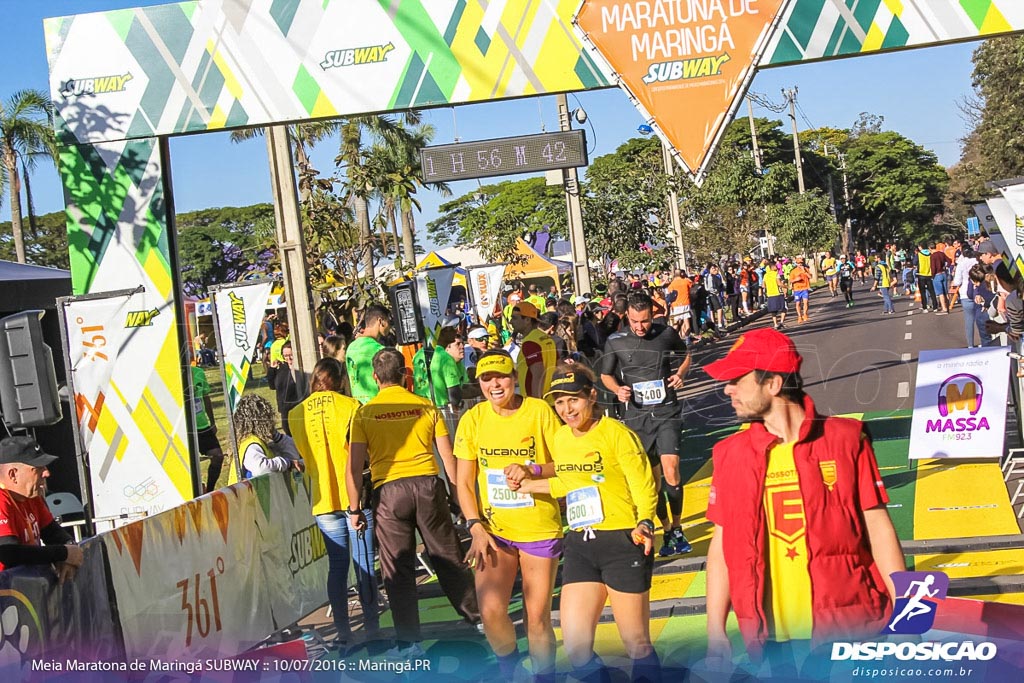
[1,90,56,264]
[335,113,425,280]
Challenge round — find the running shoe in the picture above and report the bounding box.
[658,535,677,557]
[385,642,426,661]
[670,528,693,554]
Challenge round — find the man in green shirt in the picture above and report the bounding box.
[190,364,224,492]
[346,305,392,404]
[412,327,468,408]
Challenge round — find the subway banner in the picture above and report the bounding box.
[210,279,274,414]
[908,347,1011,460]
[414,266,457,344]
[995,181,1024,272]
[43,0,614,146]
[252,473,328,628]
[62,287,191,520]
[575,0,789,179]
[102,482,274,660]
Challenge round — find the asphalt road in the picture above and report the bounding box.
[678,280,976,428]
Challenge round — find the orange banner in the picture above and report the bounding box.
[576,0,787,179]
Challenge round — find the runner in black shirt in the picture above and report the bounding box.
[599,292,693,557]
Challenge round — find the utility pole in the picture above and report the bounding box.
[839,152,854,255]
[661,140,687,273]
[748,96,774,257]
[747,96,763,174]
[557,93,592,295]
[266,126,318,375]
[782,87,805,194]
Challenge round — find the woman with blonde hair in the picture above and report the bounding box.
[454,350,562,681]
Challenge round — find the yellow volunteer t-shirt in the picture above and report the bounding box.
[351,385,446,488]
[763,441,813,642]
[454,398,563,542]
[764,269,782,297]
[517,328,557,400]
[288,391,360,516]
[548,417,658,532]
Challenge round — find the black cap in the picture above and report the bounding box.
[0,437,57,468]
[538,312,559,329]
[544,368,594,398]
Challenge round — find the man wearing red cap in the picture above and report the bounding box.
[702,328,905,675]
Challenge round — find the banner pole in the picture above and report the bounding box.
[56,297,97,537]
[207,284,243,487]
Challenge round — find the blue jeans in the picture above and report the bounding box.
[961,299,994,348]
[933,272,948,298]
[316,510,379,637]
[880,288,894,313]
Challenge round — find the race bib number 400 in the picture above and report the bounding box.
[486,470,534,509]
[566,486,604,530]
[632,379,666,406]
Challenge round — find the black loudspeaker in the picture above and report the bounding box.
[0,311,62,428]
[388,281,423,346]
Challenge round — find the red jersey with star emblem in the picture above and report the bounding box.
[762,441,813,641]
[0,488,54,571]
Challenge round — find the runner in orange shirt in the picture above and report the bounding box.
[666,270,694,340]
[788,256,813,323]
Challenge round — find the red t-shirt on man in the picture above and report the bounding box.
[0,489,54,571]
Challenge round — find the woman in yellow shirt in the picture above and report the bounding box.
[287,358,377,648]
[512,363,661,683]
[454,350,562,682]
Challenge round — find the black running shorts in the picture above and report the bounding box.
[624,405,681,467]
[197,427,222,454]
[562,529,654,594]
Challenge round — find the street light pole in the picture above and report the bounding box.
[557,93,592,295]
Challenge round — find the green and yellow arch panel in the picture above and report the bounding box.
[43,0,614,146]
[764,0,1024,67]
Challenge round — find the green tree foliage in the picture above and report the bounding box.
[769,189,841,255]
[583,136,681,270]
[969,36,1024,180]
[0,209,70,269]
[843,131,948,245]
[945,36,1024,226]
[427,177,566,263]
[175,204,277,296]
[678,122,800,262]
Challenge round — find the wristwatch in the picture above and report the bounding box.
[345,508,363,517]
[637,519,655,532]
[466,518,483,531]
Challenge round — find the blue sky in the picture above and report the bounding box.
[2,0,979,251]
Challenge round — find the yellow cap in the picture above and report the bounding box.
[475,354,515,377]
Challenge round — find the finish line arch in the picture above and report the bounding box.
[45,0,1024,514]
